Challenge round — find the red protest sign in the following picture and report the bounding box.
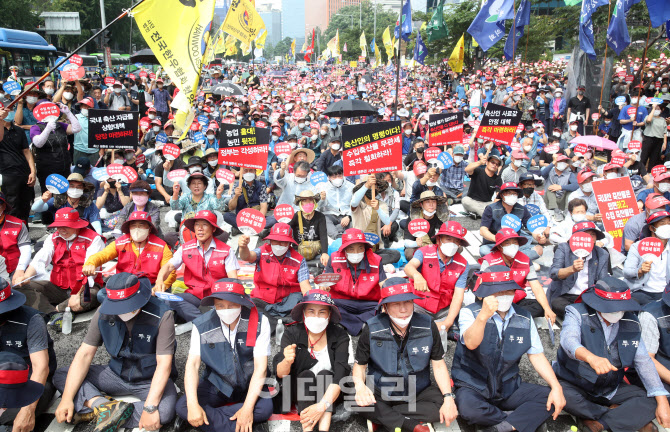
[167,169,188,182]
[428,112,464,147]
[163,143,181,161]
[408,219,430,237]
[139,118,150,129]
[617,71,626,78]
[274,204,295,223]
[121,166,138,183]
[106,163,124,180]
[592,177,639,251]
[236,208,266,236]
[218,125,270,170]
[544,144,560,154]
[128,73,136,80]
[314,273,342,287]
[60,64,85,81]
[145,101,154,108]
[574,144,588,154]
[628,140,642,151]
[216,168,235,184]
[625,75,634,83]
[69,54,83,66]
[33,103,60,122]
[413,161,428,176]
[135,153,146,165]
[569,232,594,258]
[424,147,441,162]
[611,154,626,166]
[342,121,403,177]
[639,237,664,261]
[591,113,600,121]
[474,103,522,146]
[656,81,662,89]
[139,70,148,78]
[104,77,116,86]
[652,165,667,177]
[627,107,637,117]
[149,73,156,80]
[274,142,292,158]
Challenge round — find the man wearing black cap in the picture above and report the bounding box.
[567,85,591,135]
[54,273,177,432]
[0,352,45,431]
[555,276,670,432]
[452,265,566,432]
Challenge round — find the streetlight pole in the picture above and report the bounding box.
[373,0,377,51]
[359,1,362,29]
[99,0,111,72]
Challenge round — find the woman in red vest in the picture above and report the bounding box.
[480,228,556,324]
[324,228,387,336]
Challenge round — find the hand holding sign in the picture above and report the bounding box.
[638,237,664,263]
[167,169,189,183]
[163,143,181,161]
[570,232,594,259]
[628,140,642,152]
[274,143,292,160]
[424,147,441,163]
[310,171,328,187]
[526,204,541,217]
[33,103,60,123]
[436,152,454,170]
[215,168,235,185]
[274,204,295,224]
[236,208,266,236]
[314,273,342,289]
[408,219,430,238]
[527,214,548,235]
[45,174,69,194]
[501,214,522,232]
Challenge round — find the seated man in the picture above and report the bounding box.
[238,223,310,331]
[517,173,553,222]
[174,278,273,432]
[83,211,175,285]
[324,228,387,336]
[0,193,32,287]
[404,221,469,335]
[54,273,177,432]
[439,145,467,204]
[637,170,670,211]
[0,353,45,430]
[0,282,57,432]
[402,191,449,261]
[318,165,354,240]
[462,150,502,218]
[554,276,670,432]
[640,278,670,393]
[15,208,104,325]
[568,170,601,221]
[480,228,556,322]
[353,278,458,432]
[223,167,274,234]
[623,193,670,253]
[154,210,239,322]
[540,154,578,217]
[452,265,566,432]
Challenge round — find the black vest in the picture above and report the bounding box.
[643,300,670,371]
[34,122,71,171]
[0,306,57,375]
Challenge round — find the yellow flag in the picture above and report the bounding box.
[327,30,340,56]
[134,0,214,104]
[255,29,267,48]
[360,31,367,58]
[221,0,266,47]
[382,27,394,59]
[291,39,296,56]
[448,34,465,73]
[224,34,238,56]
[374,42,382,66]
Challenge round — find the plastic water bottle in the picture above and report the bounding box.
[440,325,449,354]
[571,427,578,432]
[62,307,73,335]
[275,320,284,347]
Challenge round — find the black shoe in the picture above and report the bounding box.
[447,322,460,341]
[169,417,187,432]
[258,228,271,239]
[231,226,242,236]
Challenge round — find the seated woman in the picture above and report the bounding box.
[402,190,449,261]
[274,290,351,432]
[288,190,330,267]
[114,180,163,239]
[95,177,130,232]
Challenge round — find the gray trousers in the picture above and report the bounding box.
[462,196,492,217]
[543,190,568,211]
[325,214,348,239]
[52,365,177,428]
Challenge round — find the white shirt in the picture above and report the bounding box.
[170,239,240,272]
[188,314,271,358]
[646,247,669,293]
[568,253,592,296]
[30,233,105,278]
[310,346,332,375]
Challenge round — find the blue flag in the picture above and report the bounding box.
[503,0,531,60]
[467,0,515,52]
[646,0,670,28]
[413,31,428,65]
[606,0,641,55]
[385,62,394,73]
[395,0,413,41]
[579,0,609,59]
[370,38,375,53]
[668,20,670,39]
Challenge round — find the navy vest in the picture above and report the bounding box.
[237,180,263,212]
[99,297,177,383]
[193,308,263,399]
[484,201,527,244]
[451,303,532,400]
[643,300,670,371]
[367,313,433,400]
[0,305,57,374]
[35,122,70,166]
[553,303,640,399]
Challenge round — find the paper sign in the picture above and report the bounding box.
[198,115,209,125]
[310,171,328,186]
[592,177,639,251]
[190,122,200,131]
[69,54,83,66]
[364,233,380,245]
[163,143,181,161]
[627,107,637,118]
[156,133,168,144]
[408,219,430,238]
[652,165,667,177]
[413,161,428,176]
[236,208,266,236]
[274,143,291,158]
[139,118,150,130]
[154,292,184,301]
[625,75,634,83]
[106,164,125,181]
[639,237,664,262]
[274,204,295,224]
[570,232,594,258]
[2,81,21,96]
[428,112,464,147]
[474,103,522,146]
[314,273,342,287]
[55,56,70,71]
[342,121,403,176]
[501,214,522,232]
[60,64,85,81]
[526,204,541,216]
[527,214,548,235]
[167,169,189,182]
[135,153,146,165]
[121,166,138,183]
[218,124,270,170]
[628,140,642,151]
[104,77,116,86]
[436,152,454,170]
[215,168,235,184]
[574,144,588,155]
[87,109,139,150]
[91,167,109,181]
[33,103,60,123]
[611,155,626,166]
[45,174,69,194]
[651,97,664,105]
[424,147,441,162]
[615,96,627,106]
[591,113,600,121]
[544,144,560,154]
[139,70,148,78]
[149,73,156,80]
[193,131,205,143]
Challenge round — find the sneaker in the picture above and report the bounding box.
[93,400,134,432]
[72,411,97,425]
[47,313,63,332]
[168,417,187,432]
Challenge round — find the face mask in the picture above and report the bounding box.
[157,84,163,89]
[243,172,256,182]
[113,88,122,94]
[426,180,438,187]
[440,242,459,257]
[311,134,318,141]
[67,188,83,198]
[513,160,523,168]
[655,224,670,240]
[496,294,514,312]
[80,108,89,117]
[271,244,289,256]
[298,123,305,129]
[132,195,149,206]
[26,96,38,104]
[331,144,341,151]
[300,202,315,213]
[502,243,519,257]
[44,88,55,96]
[119,309,141,322]
[658,183,670,193]
[423,209,436,217]
[600,311,624,324]
[289,142,297,149]
[295,176,307,184]
[148,114,155,120]
[320,130,327,136]
[114,158,124,165]
[572,213,587,222]
[416,147,425,153]
[581,182,593,193]
[454,156,463,164]
[570,125,578,131]
[655,110,662,117]
[236,116,243,121]
[606,172,618,179]
[208,160,218,167]
[522,187,534,197]
[523,145,532,152]
[189,167,202,174]
[130,227,150,242]
[420,120,427,125]
[557,162,568,171]
[63,92,74,100]
[503,195,518,206]
[663,87,668,92]
[153,126,160,133]
[59,232,77,241]
[207,134,215,140]
[304,316,329,333]
[578,91,584,96]
[347,251,365,264]
[404,129,412,135]
[217,307,242,325]
[330,178,344,188]
[631,98,638,105]
[389,313,413,327]
[553,132,561,138]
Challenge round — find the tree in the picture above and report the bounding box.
[0,0,41,31]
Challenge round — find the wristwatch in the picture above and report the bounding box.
[143,405,158,413]
[321,401,332,411]
[443,392,455,399]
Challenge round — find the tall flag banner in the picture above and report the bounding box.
[374,42,382,65]
[413,31,428,65]
[448,34,465,72]
[646,0,670,27]
[579,0,609,59]
[134,0,215,104]
[305,29,315,61]
[224,33,238,56]
[327,30,340,56]
[467,0,515,52]
[360,31,367,58]
[606,0,641,55]
[370,38,375,53]
[383,26,395,58]
[301,40,308,52]
[343,42,348,52]
[394,0,413,41]
[503,0,531,60]
[427,0,448,42]
[291,39,296,56]
[220,0,266,46]
[255,29,267,48]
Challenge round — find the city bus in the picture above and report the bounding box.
[0,28,57,80]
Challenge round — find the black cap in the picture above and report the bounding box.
[73,157,91,175]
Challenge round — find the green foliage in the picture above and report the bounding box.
[0,0,41,31]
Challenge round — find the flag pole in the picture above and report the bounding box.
[631,21,652,138]
[394,0,404,118]
[597,0,612,113]
[6,0,146,110]
[510,0,517,73]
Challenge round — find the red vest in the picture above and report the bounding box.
[0,216,24,274]
[182,238,230,299]
[329,249,382,301]
[51,228,103,294]
[252,243,303,303]
[482,249,529,303]
[114,234,166,283]
[412,245,468,314]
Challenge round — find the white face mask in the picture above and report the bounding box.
[119,309,141,322]
[148,114,155,120]
[631,98,638,105]
[298,123,305,128]
[331,144,341,151]
[572,213,587,222]
[63,91,74,100]
[581,182,593,193]
[389,312,413,327]
[453,156,463,164]
[420,120,427,125]
[320,130,327,136]
[553,132,561,138]
[208,160,217,167]
[440,242,459,257]
[272,135,279,140]
[557,162,568,172]
[659,183,670,193]
[80,108,89,117]
[570,125,578,131]
[330,178,344,188]
[243,172,256,182]
[130,227,150,242]
[600,311,624,324]
[295,176,307,184]
[503,195,518,206]
[189,167,202,174]
[496,294,515,312]
[153,126,160,132]
[207,134,215,140]
[502,244,519,257]
[513,160,523,168]
[304,316,329,333]
[113,88,122,94]
[404,129,412,135]
[44,88,55,96]
[655,224,670,240]
[426,180,438,187]
[423,209,436,217]
[311,134,318,141]
[523,145,532,152]
[26,96,38,104]
[347,251,365,264]
[59,233,77,242]
[217,307,242,325]
[663,87,669,92]
[606,172,618,179]
[655,110,662,117]
[67,187,84,198]
[271,244,289,256]
[114,158,124,165]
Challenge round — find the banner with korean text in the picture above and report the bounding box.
[342,121,402,176]
[592,177,639,251]
[473,103,522,146]
[88,109,139,150]
[218,124,270,169]
[428,112,463,147]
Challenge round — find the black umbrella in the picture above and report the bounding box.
[322,99,378,118]
[208,81,245,96]
[129,49,158,64]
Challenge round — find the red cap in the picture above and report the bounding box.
[511,150,529,160]
[433,221,469,245]
[577,170,595,184]
[646,193,670,209]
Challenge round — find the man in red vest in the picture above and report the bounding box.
[0,193,33,287]
[15,208,104,328]
[154,210,238,322]
[323,228,387,335]
[238,223,310,331]
[404,221,469,335]
[82,211,176,286]
[480,228,556,324]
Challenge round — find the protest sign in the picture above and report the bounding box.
[236,208,266,236]
[628,140,642,151]
[88,109,139,150]
[413,161,428,176]
[45,174,69,194]
[570,232,594,258]
[33,103,60,122]
[104,77,116,86]
[365,233,380,245]
[106,164,125,182]
[2,81,21,96]
[215,168,235,185]
[436,152,453,170]
[592,177,639,251]
[342,121,402,176]
[652,165,667,178]
[424,147,441,163]
[408,219,430,237]
[60,64,85,81]
[162,143,180,161]
[474,103,522,146]
[274,204,295,223]
[639,237,664,262]
[573,144,588,155]
[501,214,522,232]
[218,124,270,170]
[166,169,189,182]
[527,215,548,235]
[310,172,328,186]
[526,204,541,217]
[155,292,184,302]
[427,112,463,147]
[314,273,342,287]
